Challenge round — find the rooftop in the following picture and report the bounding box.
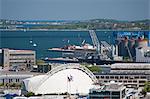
[94,72,150,75]
[0,70,44,76]
[91,81,125,92]
[104,81,124,91]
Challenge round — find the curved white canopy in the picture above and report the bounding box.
[23,64,96,95]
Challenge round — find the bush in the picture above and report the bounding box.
[36,60,45,65]
[141,89,147,97]
[81,63,101,73]
[140,82,150,97]
[9,83,21,88]
[0,83,4,87]
[144,82,150,92]
[25,92,35,97]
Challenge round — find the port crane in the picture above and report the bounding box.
[89,30,113,60]
[89,30,101,54]
[124,37,133,61]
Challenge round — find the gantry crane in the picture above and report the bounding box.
[89,30,113,60]
[89,30,101,54]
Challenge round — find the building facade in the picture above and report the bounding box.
[95,63,150,88]
[110,63,150,74]
[136,47,150,62]
[1,48,36,69]
[89,82,126,99]
[95,73,149,88]
[0,74,33,84]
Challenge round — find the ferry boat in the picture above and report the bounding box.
[48,43,96,52]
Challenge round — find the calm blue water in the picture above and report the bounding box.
[0,30,115,59]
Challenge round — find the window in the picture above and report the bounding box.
[125,76,128,79]
[96,76,99,79]
[101,76,104,79]
[133,80,137,83]
[104,80,108,82]
[16,79,20,82]
[112,92,120,95]
[120,76,124,79]
[106,76,109,79]
[124,81,127,83]
[140,76,146,79]
[139,80,146,83]
[134,76,139,79]
[128,80,132,83]
[115,76,119,79]
[110,76,114,79]
[9,79,12,83]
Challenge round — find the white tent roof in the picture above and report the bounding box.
[23,68,94,95]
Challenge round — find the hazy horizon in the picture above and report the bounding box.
[0,18,149,22]
[0,0,150,21]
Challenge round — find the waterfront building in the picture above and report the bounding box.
[0,71,42,86]
[31,63,51,73]
[1,48,36,69]
[89,81,126,99]
[0,74,32,85]
[95,63,150,88]
[110,63,150,74]
[114,31,150,59]
[95,73,149,88]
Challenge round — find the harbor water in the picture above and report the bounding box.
[1,30,148,59]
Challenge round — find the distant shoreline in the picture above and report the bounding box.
[0,29,149,32]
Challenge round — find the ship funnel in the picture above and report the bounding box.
[137,36,148,47]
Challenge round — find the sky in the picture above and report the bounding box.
[0,0,149,21]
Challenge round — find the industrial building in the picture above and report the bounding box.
[114,31,150,61]
[110,63,150,74]
[95,73,149,88]
[95,63,150,88]
[0,71,44,89]
[0,48,36,69]
[136,46,150,62]
[0,72,33,85]
[89,81,126,99]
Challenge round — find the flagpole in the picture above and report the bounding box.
[67,75,70,97]
[69,80,70,96]
[70,80,71,96]
[67,75,73,98]
[67,76,68,95]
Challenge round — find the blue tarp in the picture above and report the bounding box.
[4,94,18,99]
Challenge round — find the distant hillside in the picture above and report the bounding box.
[0,19,149,30]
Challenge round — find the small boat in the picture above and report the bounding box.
[33,43,37,47]
[29,40,33,43]
[29,36,33,44]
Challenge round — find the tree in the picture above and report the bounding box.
[141,82,150,97]
[36,60,45,65]
[0,83,4,87]
[25,92,35,97]
[81,63,101,73]
[144,81,150,92]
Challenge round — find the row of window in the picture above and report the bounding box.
[10,54,35,56]
[102,80,146,84]
[96,75,147,79]
[1,79,20,83]
[9,58,35,60]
